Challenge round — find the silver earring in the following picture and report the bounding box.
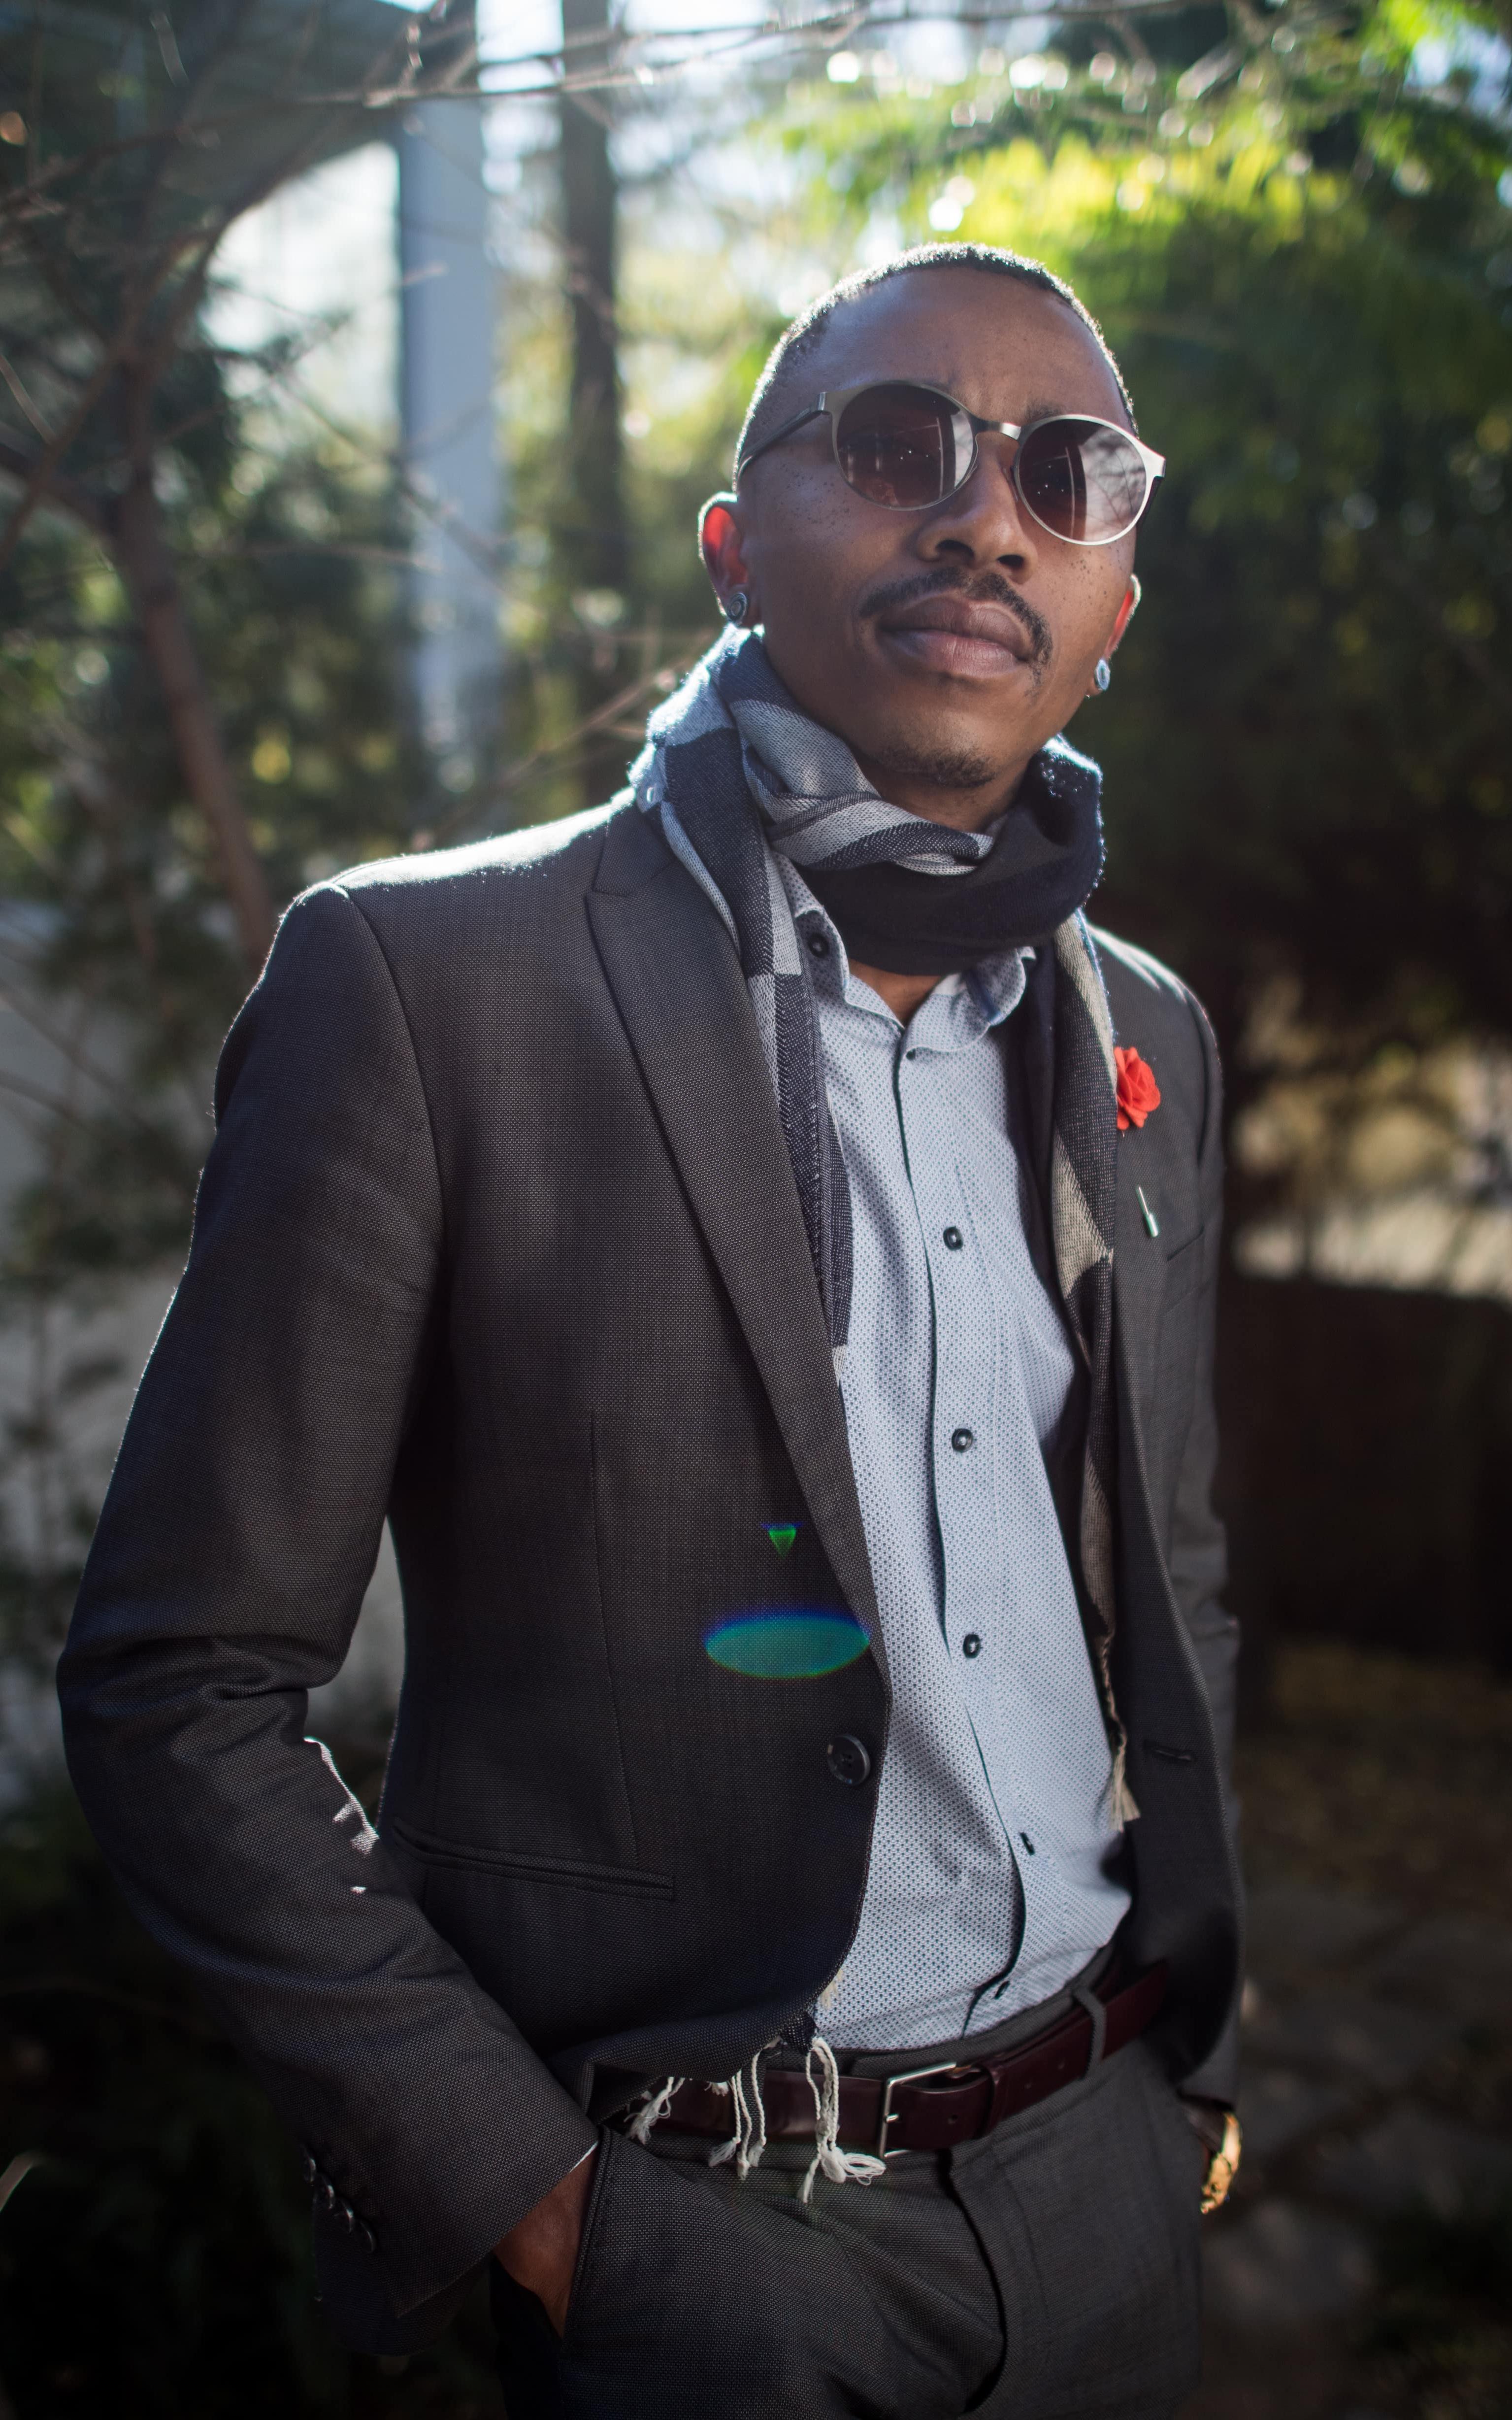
[1094,658,1112,692]
[723,588,750,626]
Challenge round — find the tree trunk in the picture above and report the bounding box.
[559,0,625,601]
[112,462,275,974]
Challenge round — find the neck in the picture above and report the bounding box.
[849,743,1035,834]
[848,961,942,1022]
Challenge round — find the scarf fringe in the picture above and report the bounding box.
[800,2038,887,2203]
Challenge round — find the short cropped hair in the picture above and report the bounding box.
[735,242,1135,479]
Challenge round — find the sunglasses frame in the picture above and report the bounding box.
[736,378,1165,547]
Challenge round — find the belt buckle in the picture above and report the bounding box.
[874,2060,980,2159]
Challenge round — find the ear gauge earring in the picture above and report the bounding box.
[1094,658,1112,692]
[723,588,750,627]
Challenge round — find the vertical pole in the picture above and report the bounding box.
[397,0,500,806]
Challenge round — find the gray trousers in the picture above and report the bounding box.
[492,2030,1207,2420]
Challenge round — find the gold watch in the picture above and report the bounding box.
[1199,2108,1242,2215]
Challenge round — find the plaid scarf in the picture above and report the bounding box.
[630,628,1135,1821]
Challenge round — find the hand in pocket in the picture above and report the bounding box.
[494,2144,600,2335]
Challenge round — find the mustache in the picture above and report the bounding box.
[857,567,1054,669]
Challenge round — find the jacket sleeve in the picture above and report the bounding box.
[1170,988,1242,2106]
[56,885,598,2329]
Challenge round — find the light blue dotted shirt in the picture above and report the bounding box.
[782,872,1131,2051]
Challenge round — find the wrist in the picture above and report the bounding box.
[1181,2095,1232,2158]
[493,2142,599,2334]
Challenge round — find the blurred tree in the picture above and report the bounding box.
[0,0,429,966]
[0,0,460,1668]
[0,437,424,1669]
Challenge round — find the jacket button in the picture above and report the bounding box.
[826,1733,871,1786]
[951,1427,975,1453]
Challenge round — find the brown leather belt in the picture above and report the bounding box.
[645,1962,1167,2159]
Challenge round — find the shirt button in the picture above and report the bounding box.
[807,931,829,958]
[962,1633,982,1659]
[825,1733,871,1786]
[943,1226,963,1250]
[951,1427,975,1453]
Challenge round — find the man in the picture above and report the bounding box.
[59,244,1241,2419]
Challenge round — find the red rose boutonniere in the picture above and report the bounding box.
[1114,1045,1161,1133]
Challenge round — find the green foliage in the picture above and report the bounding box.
[1026,140,1509,1052]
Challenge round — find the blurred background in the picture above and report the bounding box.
[0,0,1508,2410]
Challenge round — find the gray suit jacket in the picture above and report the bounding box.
[58,800,1241,2353]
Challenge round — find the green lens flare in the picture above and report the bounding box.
[704,1611,869,1681]
[765,1523,799,1558]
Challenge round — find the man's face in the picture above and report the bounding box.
[705,269,1140,815]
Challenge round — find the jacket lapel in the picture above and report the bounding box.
[588,809,883,1665]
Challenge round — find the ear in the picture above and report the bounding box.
[698,492,752,610]
[1106,572,1141,658]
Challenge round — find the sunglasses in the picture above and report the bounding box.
[736,379,1164,547]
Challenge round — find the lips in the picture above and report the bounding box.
[876,595,1036,676]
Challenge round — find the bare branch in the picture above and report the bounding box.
[253,356,507,584]
[0,347,51,439]
[422,652,706,850]
[0,327,139,575]
[0,436,107,538]
[0,0,1216,208]
[0,1067,124,1134]
[0,967,161,1130]
[199,538,420,568]
[111,419,275,972]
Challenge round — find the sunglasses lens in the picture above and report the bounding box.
[1016,419,1150,543]
[834,384,973,509]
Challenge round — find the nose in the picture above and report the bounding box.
[918,433,1041,579]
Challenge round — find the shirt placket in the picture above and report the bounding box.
[897,1011,1069,1989]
